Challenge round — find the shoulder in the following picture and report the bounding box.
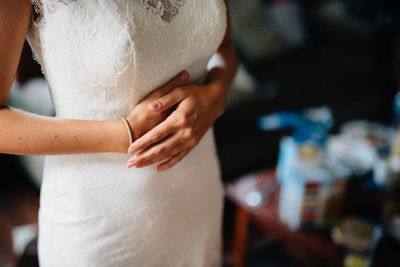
[0,0,32,23]
[0,0,32,34]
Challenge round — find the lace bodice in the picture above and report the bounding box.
[33,0,187,27]
[26,0,227,120]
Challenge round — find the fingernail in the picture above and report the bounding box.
[127,160,137,168]
[157,166,166,173]
[180,71,188,81]
[149,101,161,110]
[128,145,137,154]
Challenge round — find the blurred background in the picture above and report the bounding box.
[2,0,400,266]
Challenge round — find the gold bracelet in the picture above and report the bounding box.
[121,117,133,145]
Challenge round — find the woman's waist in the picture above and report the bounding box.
[43,130,216,173]
[50,60,210,120]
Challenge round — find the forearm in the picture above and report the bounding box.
[205,44,238,119]
[206,2,238,113]
[207,43,238,98]
[0,106,129,155]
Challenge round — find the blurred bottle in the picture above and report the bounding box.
[258,107,346,230]
[258,106,333,184]
[332,217,382,267]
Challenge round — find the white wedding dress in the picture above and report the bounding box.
[25,0,227,266]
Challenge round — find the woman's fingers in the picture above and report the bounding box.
[127,128,202,169]
[127,133,183,167]
[128,141,184,168]
[129,97,201,154]
[128,114,178,154]
[127,124,198,167]
[148,86,187,112]
[148,71,189,104]
[156,149,191,172]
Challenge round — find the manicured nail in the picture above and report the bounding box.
[149,101,161,110]
[180,71,188,81]
[127,160,137,168]
[128,145,137,154]
[157,166,166,173]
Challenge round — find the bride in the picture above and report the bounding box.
[1,0,237,266]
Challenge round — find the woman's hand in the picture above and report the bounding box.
[126,0,237,172]
[126,80,228,172]
[125,71,189,141]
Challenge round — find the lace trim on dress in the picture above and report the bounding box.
[32,0,185,28]
[32,0,77,28]
[142,0,186,23]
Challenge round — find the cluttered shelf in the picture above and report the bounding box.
[226,168,400,267]
[225,108,400,267]
[226,168,343,267]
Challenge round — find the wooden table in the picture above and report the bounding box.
[226,168,344,267]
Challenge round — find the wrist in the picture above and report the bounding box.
[103,120,131,153]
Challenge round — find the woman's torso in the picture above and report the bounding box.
[27,0,227,120]
[26,1,228,266]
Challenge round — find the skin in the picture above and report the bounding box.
[0,0,237,173]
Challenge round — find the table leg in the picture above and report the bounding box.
[233,206,250,267]
[0,217,15,266]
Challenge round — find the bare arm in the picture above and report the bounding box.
[0,0,188,155]
[0,0,128,155]
[205,0,238,113]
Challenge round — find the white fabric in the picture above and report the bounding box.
[25,0,227,266]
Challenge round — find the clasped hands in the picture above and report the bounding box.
[125,71,226,172]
